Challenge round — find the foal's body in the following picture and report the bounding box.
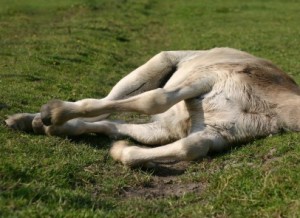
[6,48,300,166]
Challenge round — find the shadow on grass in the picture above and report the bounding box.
[1,73,43,82]
[141,164,187,177]
[67,134,250,177]
[67,134,188,177]
[68,134,111,149]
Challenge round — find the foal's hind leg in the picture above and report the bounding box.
[105,51,202,100]
[40,51,202,125]
[41,58,216,126]
[41,71,215,126]
[5,51,201,132]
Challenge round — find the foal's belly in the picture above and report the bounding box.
[198,91,280,143]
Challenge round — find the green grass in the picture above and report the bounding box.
[1,0,300,217]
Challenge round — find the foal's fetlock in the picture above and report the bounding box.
[40,100,69,126]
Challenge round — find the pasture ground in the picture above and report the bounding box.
[1,0,300,217]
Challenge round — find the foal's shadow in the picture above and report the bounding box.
[146,148,245,177]
[142,163,187,177]
[65,134,244,177]
[68,134,188,177]
[63,131,246,177]
[139,150,234,177]
[68,134,112,149]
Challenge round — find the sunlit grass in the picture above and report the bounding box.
[1,0,300,217]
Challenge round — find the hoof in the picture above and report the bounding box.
[110,140,130,163]
[110,141,154,168]
[32,114,46,134]
[40,100,65,126]
[5,113,36,132]
[40,103,52,126]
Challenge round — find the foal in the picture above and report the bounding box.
[5,48,300,167]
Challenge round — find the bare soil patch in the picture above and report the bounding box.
[121,162,205,199]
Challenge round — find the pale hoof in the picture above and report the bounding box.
[40,100,66,126]
[5,113,36,132]
[32,114,46,134]
[110,140,155,168]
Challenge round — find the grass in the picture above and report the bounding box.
[1,0,300,217]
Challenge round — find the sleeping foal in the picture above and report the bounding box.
[5,48,300,167]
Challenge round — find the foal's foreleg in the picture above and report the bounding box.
[110,132,222,167]
[5,111,174,145]
[5,113,38,132]
[83,121,175,145]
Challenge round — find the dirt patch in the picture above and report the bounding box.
[121,162,205,199]
[121,181,204,199]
